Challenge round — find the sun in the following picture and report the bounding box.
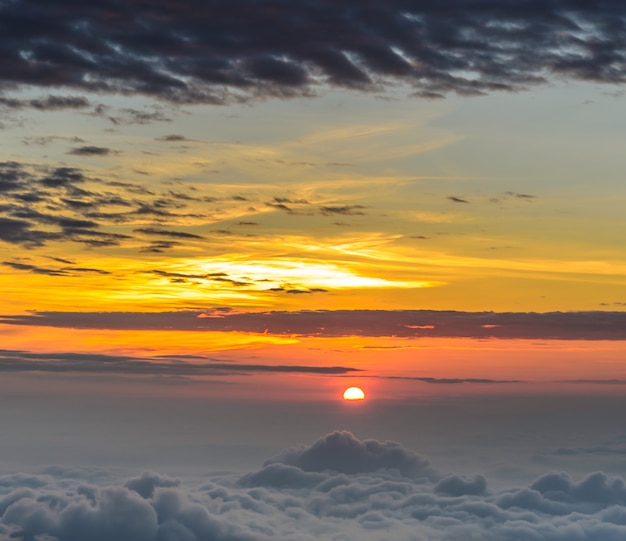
[343,386,366,401]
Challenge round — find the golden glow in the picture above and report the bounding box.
[343,386,366,401]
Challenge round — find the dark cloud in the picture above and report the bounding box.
[2,261,68,276]
[67,145,113,156]
[22,135,86,146]
[40,166,86,188]
[506,191,537,200]
[155,134,192,142]
[4,309,626,341]
[447,195,470,204]
[134,227,205,239]
[46,256,75,265]
[284,288,328,295]
[2,1,626,104]
[319,205,365,216]
[385,376,521,385]
[0,161,221,250]
[139,241,181,253]
[0,349,361,377]
[6,432,626,539]
[0,217,59,247]
[91,104,172,125]
[0,94,90,110]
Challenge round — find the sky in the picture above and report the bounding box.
[3,0,626,539]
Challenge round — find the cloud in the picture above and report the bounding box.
[0,161,220,250]
[4,309,626,341]
[319,205,366,216]
[435,474,488,496]
[3,1,626,104]
[134,228,205,240]
[155,134,194,142]
[67,146,114,156]
[0,95,90,111]
[0,349,361,377]
[447,196,470,204]
[90,104,172,125]
[260,431,436,479]
[0,217,60,247]
[140,241,181,253]
[2,261,68,276]
[6,432,626,540]
[385,376,521,385]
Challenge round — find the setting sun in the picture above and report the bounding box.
[342,386,366,401]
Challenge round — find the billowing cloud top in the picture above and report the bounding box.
[259,430,436,478]
[2,0,626,103]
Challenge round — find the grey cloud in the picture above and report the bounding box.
[3,1,626,105]
[4,309,626,341]
[0,160,217,250]
[284,288,328,295]
[385,376,521,385]
[0,349,361,377]
[6,432,626,540]
[0,94,90,110]
[0,217,60,247]
[134,227,205,239]
[140,241,181,253]
[319,205,365,216]
[506,191,537,200]
[67,145,113,156]
[447,196,470,204]
[155,134,193,142]
[22,135,86,146]
[46,256,75,265]
[125,473,180,499]
[263,431,436,479]
[2,261,68,276]
[40,167,87,188]
[435,474,488,496]
[91,104,172,125]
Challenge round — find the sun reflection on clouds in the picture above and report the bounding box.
[180,257,437,291]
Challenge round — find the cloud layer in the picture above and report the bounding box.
[4,309,626,340]
[2,1,626,103]
[3,431,626,540]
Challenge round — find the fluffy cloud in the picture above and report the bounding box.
[4,432,626,540]
[262,431,437,479]
[2,1,626,104]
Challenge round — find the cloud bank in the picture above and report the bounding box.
[4,309,626,340]
[3,431,626,540]
[2,1,626,104]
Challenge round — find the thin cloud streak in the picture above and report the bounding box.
[0,349,360,376]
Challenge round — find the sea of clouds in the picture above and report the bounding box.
[2,430,626,540]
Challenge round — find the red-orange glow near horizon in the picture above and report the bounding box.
[343,386,366,401]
